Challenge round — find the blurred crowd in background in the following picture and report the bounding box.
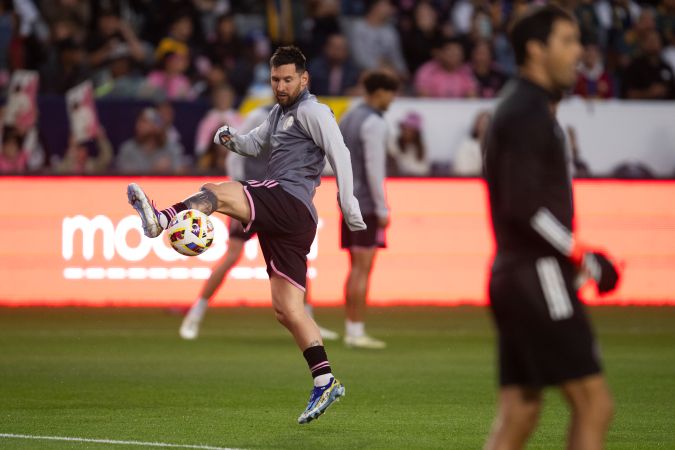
[0,0,674,176]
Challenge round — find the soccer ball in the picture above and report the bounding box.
[166,209,214,256]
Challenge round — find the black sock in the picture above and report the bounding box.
[303,345,332,378]
[159,202,187,227]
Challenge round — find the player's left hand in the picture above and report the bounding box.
[377,215,390,229]
[580,251,621,294]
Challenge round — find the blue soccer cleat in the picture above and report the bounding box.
[297,377,345,424]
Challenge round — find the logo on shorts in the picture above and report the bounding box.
[283,115,294,130]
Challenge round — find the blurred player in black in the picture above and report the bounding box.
[483,5,620,450]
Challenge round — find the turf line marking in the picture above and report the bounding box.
[0,433,242,450]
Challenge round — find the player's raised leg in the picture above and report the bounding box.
[484,387,543,450]
[561,374,614,450]
[269,275,344,424]
[127,181,251,238]
[344,247,385,349]
[180,238,245,340]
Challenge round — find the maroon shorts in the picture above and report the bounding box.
[228,218,255,242]
[240,180,316,291]
[341,214,386,249]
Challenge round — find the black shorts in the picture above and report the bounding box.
[489,255,602,388]
[228,218,255,242]
[340,214,386,249]
[240,180,316,291]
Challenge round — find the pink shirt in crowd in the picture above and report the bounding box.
[146,71,193,100]
[414,61,478,98]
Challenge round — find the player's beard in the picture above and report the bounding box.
[276,84,302,106]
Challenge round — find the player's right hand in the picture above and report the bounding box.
[213,124,236,147]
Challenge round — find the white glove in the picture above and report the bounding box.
[213,124,237,148]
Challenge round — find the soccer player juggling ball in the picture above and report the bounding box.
[127,46,366,424]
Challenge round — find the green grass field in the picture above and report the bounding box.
[0,306,674,449]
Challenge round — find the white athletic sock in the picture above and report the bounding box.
[345,320,365,338]
[189,298,209,321]
[158,213,169,229]
[304,303,314,318]
[314,372,333,387]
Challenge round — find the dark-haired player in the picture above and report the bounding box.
[338,71,398,349]
[483,5,619,450]
[179,105,339,342]
[127,46,365,424]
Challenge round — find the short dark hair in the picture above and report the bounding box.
[510,5,576,67]
[270,46,306,72]
[363,71,400,94]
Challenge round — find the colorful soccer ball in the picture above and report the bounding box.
[166,209,214,256]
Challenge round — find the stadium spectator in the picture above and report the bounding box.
[194,84,241,156]
[467,4,497,43]
[349,0,408,79]
[453,110,490,176]
[623,29,675,99]
[0,126,28,173]
[194,0,231,39]
[40,0,90,42]
[203,12,254,98]
[450,0,482,35]
[0,3,12,83]
[53,127,112,174]
[206,13,242,70]
[657,0,675,46]
[399,1,443,74]
[391,111,430,176]
[87,9,147,69]
[144,43,194,100]
[470,40,507,98]
[93,45,144,98]
[307,33,361,96]
[39,37,90,94]
[414,38,477,98]
[657,0,675,69]
[597,0,641,70]
[204,14,257,98]
[624,10,659,60]
[302,0,342,59]
[116,107,184,174]
[245,32,273,97]
[157,12,197,55]
[157,101,182,147]
[574,40,614,99]
[575,0,604,45]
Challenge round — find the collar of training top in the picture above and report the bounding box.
[516,76,564,103]
[280,88,310,112]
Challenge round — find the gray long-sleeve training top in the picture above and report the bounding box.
[226,89,366,231]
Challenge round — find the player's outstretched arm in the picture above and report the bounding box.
[213,109,274,157]
[298,102,366,231]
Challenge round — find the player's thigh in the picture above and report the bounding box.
[560,374,613,416]
[202,181,251,223]
[349,247,377,272]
